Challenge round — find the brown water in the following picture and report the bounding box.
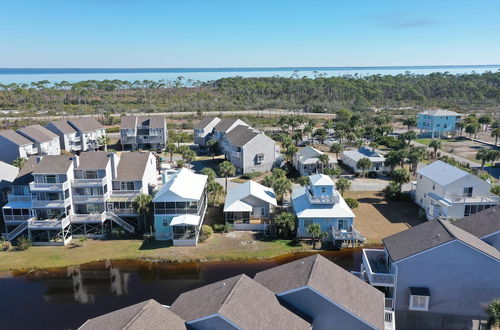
[0,249,363,330]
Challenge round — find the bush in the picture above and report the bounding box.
[345,197,359,208]
[105,126,120,133]
[17,237,31,251]
[241,172,262,179]
[198,225,213,242]
[491,185,500,196]
[384,181,402,200]
[213,223,234,233]
[1,240,12,252]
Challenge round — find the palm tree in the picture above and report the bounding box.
[12,157,27,169]
[455,122,465,137]
[403,117,417,131]
[133,193,153,232]
[335,178,351,196]
[273,176,292,205]
[466,123,479,138]
[165,143,177,163]
[476,148,490,171]
[391,168,410,185]
[97,134,111,151]
[486,299,500,329]
[429,139,441,159]
[307,223,322,249]
[356,157,372,177]
[318,153,330,173]
[491,128,500,146]
[274,212,296,238]
[206,139,219,159]
[201,167,216,183]
[218,161,235,193]
[329,143,344,161]
[313,128,328,144]
[181,149,197,168]
[207,180,223,206]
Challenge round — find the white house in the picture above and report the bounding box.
[293,146,337,176]
[0,130,39,164]
[224,180,277,231]
[340,147,389,175]
[414,160,499,220]
[193,116,221,146]
[67,117,106,151]
[211,118,249,142]
[120,116,167,151]
[45,120,82,152]
[16,125,61,157]
[153,168,207,246]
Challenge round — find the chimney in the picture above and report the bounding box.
[36,156,43,164]
[72,155,80,168]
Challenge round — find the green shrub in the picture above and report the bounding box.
[199,225,213,242]
[105,127,120,133]
[345,197,359,209]
[241,172,262,179]
[491,185,500,196]
[213,223,234,233]
[1,240,12,252]
[17,237,31,251]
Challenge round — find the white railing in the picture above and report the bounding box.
[30,181,70,191]
[28,217,70,229]
[306,188,339,204]
[69,213,106,223]
[3,215,32,221]
[444,195,500,204]
[331,226,365,242]
[384,311,395,330]
[7,194,31,202]
[385,298,394,311]
[362,249,396,287]
[105,211,135,233]
[71,178,106,186]
[111,208,136,215]
[111,190,141,198]
[31,199,71,208]
[72,193,109,203]
[4,222,29,241]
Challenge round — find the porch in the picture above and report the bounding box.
[224,211,270,231]
[171,214,202,246]
[361,249,396,287]
[28,217,72,246]
[329,225,365,245]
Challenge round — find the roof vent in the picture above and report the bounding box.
[36,156,43,164]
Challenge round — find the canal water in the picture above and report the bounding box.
[0,249,363,330]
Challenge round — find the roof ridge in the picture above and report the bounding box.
[306,254,320,285]
[123,299,155,329]
[222,274,246,306]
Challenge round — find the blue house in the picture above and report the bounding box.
[417,109,462,138]
[292,174,363,246]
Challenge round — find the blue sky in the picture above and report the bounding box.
[1,0,499,67]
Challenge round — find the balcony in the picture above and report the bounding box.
[442,194,500,205]
[385,298,394,311]
[331,226,365,243]
[28,217,70,230]
[71,177,106,187]
[384,310,395,330]
[30,181,70,191]
[32,198,71,208]
[3,215,32,222]
[306,188,339,204]
[69,212,106,223]
[7,194,31,202]
[362,249,396,287]
[111,190,141,199]
[111,208,136,215]
[72,192,109,203]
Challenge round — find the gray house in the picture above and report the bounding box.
[212,118,249,142]
[223,125,278,174]
[16,125,61,156]
[454,205,500,250]
[45,120,81,152]
[0,130,38,164]
[255,254,389,330]
[358,219,500,329]
[120,116,167,151]
[193,116,221,146]
[170,274,310,330]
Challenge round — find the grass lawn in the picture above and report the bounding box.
[414,138,432,145]
[0,232,309,271]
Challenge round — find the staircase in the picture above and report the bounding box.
[3,222,29,241]
[105,212,135,233]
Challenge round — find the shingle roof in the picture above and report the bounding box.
[68,117,104,132]
[137,116,165,129]
[224,125,259,147]
[420,109,461,117]
[254,254,385,330]
[0,130,33,146]
[120,116,137,130]
[46,120,77,135]
[170,274,310,330]
[383,219,500,262]
[17,125,58,143]
[154,168,207,202]
[79,299,186,330]
[195,116,220,129]
[115,152,152,181]
[32,155,73,174]
[213,118,247,133]
[454,206,500,239]
[12,157,38,185]
[416,160,469,186]
[224,180,277,212]
[76,152,110,170]
[342,147,385,163]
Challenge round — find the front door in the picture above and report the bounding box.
[338,219,347,230]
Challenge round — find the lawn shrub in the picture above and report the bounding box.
[1,240,12,252]
[241,172,262,179]
[199,225,213,242]
[213,223,234,233]
[345,197,359,208]
[17,237,31,251]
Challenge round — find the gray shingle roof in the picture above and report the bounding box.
[115,152,152,181]
[17,125,58,143]
[32,155,73,174]
[454,206,500,239]
[254,254,385,329]
[12,157,38,185]
[170,274,310,330]
[138,116,165,129]
[195,116,220,129]
[0,130,33,146]
[79,299,186,330]
[224,125,259,147]
[120,116,137,130]
[68,117,104,132]
[46,120,77,135]
[76,152,110,170]
[383,219,500,262]
[213,118,242,133]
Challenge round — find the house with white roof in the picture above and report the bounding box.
[357,219,500,329]
[340,147,389,175]
[292,173,363,246]
[223,180,277,231]
[153,168,207,246]
[417,109,462,138]
[193,116,221,146]
[414,160,499,220]
[293,146,337,176]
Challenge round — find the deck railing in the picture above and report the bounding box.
[3,215,32,221]
[385,298,394,310]
[362,249,396,287]
[71,178,106,186]
[384,311,395,330]
[331,226,365,242]
[7,194,31,202]
[29,181,70,191]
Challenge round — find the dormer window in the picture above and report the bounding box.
[409,287,430,311]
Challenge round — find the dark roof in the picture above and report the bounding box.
[12,157,38,185]
[383,219,500,262]
[254,254,385,329]
[454,206,500,238]
[68,117,104,132]
[213,118,241,133]
[79,299,186,330]
[17,125,58,143]
[138,116,165,129]
[224,125,259,147]
[409,287,431,296]
[120,116,137,130]
[195,116,219,129]
[32,155,73,174]
[170,274,310,330]
[76,152,110,170]
[46,120,77,135]
[115,152,152,181]
[0,130,34,146]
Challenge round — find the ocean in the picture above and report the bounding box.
[0,65,499,85]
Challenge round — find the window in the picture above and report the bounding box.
[162,219,170,227]
[121,182,135,190]
[409,287,430,311]
[256,154,264,164]
[45,175,57,183]
[303,219,313,228]
[432,184,435,190]
[463,187,473,197]
[321,187,327,194]
[84,171,98,179]
[444,124,448,129]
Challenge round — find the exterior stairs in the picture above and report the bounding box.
[105,211,135,233]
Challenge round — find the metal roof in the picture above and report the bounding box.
[416,160,469,186]
[154,168,207,202]
[419,109,461,117]
[291,186,355,218]
[309,173,334,186]
[341,147,385,163]
[224,180,277,212]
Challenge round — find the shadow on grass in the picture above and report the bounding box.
[251,232,301,247]
[139,238,172,250]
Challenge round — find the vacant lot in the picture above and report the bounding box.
[345,191,423,244]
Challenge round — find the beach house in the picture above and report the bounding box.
[292,173,363,246]
[211,118,249,142]
[45,120,82,152]
[223,180,277,231]
[340,147,389,175]
[454,205,500,250]
[414,160,499,220]
[153,168,207,246]
[16,125,61,157]
[193,116,221,146]
[293,146,337,176]
[0,130,40,164]
[417,109,462,138]
[67,117,106,151]
[357,219,500,329]
[120,116,167,151]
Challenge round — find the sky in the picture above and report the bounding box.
[1,0,499,68]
